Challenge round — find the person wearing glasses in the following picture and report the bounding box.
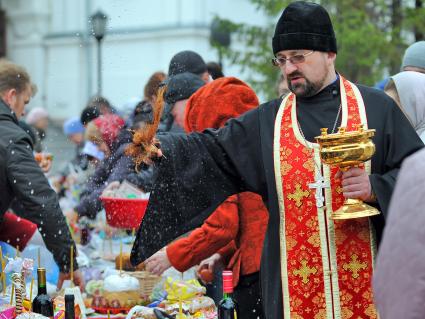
[130,2,423,318]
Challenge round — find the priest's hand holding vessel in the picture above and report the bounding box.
[315,124,381,219]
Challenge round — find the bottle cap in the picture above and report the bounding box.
[37,267,46,286]
[222,270,233,293]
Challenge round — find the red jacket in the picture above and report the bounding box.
[166,192,268,287]
[167,77,269,286]
[0,211,37,250]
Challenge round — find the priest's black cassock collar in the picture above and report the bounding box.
[295,74,342,142]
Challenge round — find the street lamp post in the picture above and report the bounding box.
[90,10,108,95]
[210,18,231,69]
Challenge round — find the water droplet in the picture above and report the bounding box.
[30,189,34,194]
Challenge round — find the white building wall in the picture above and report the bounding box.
[2,0,271,120]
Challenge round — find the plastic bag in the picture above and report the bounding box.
[164,277,205,302]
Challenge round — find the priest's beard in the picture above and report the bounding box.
[287,71,328,98]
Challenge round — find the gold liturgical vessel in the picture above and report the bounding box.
[315,124,380,220]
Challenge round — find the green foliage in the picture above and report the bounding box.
[212,0,423,100]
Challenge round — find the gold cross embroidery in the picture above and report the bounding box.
[343,254,367,279]
[293,259,317,284]
[287,184,310,207]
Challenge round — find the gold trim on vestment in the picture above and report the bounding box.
[324,163,342,319]
[273,94,291,318]
[352,83,378,268]
[316,150,337,319]
[340,76,349,127]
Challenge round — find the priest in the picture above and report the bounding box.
[131,1,423,318]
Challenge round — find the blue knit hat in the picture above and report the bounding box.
[401,41,425,71]
[63,116,85,136]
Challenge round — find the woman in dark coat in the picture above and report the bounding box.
[75,114,131,219]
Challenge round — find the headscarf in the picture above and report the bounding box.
[184,77,259,132]
[26,107,48,125]
[82,141,105,161]
[401,41,425,70]
[391,71,425,139]
[63,116,85,136]
[85,114,125,149]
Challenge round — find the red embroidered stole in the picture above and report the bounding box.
[273,76,377,319]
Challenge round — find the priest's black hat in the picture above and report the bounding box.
[272,1,337,55]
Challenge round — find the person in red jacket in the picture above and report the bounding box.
[144,77,268,319]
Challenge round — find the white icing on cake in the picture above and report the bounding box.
[103,274,140,292]
[16,313,49,319]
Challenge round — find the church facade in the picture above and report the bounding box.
[0,0,268,120]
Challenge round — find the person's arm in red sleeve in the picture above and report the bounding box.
[216,240,237,265]
[166,195,239,272]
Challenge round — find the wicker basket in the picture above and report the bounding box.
[126,271,162,297]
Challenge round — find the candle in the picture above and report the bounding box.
[70,246,74,287]
[2,265,5,296]
[132,228,135,237]
[29,278,34,302]
[102,237,105,258]
[5,254,9,297]
[107,310,110,319]
[0,247,4,296]
[10,283,14,305]
[119,241,123,274]
[179,290,183,317]
[38,247,41,268]
[15,246,19,258]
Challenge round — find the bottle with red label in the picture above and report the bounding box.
[218,270,239,319]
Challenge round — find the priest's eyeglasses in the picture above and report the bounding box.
[272,51,315,67]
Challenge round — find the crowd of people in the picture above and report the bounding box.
[1,1,425,318]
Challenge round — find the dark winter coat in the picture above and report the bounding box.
[0,99,77,272]
[125,165,156,193]
[75,130,136,219]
